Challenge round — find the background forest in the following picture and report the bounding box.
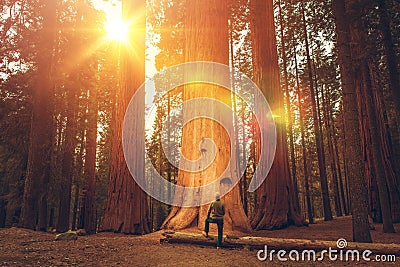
[0,0,399,244]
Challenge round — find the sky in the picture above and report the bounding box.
[91,0,159,77]
[91,0,158,132]
[92,0,122,21]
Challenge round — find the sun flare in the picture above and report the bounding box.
[105,18,129,42]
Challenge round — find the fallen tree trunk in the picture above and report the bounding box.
[161,231,400,256]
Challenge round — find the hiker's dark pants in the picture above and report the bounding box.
[204,217,223,247]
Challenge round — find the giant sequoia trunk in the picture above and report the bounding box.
[250,0,303,230]
[161,0,251,232]
[101,0,150,234]
[332,0,372,243]
[19,0,56,231]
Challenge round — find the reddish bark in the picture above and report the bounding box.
[19,0,56,231]
[101,0,150,234]
[250,0,303,230]
[161,0,251,232]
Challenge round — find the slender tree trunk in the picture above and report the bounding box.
[301,2,332,221]
[294,47,313,224]
[57,82,77,232]
[19,0,56,230]
[377,0,400,121]
[102,0,150,234]
[278,0,299,212]
[74,127,86,230]
[332,0,372,242]
[331,109,349,215]
[71,185,79,230]
[250,0,303,230]
[321,85,342,217]
[83,85,98,234]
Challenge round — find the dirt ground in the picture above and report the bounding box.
[0,216,399,266]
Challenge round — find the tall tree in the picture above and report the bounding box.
[321,84,343,217]
[56,74,77,233]
[19,0,57,231]
[332,0,372,242]
[82,74,98,235]
[377,0,400,122]
[101,0,150,234]
[277,0,300,212]
[162,0,251,232]
[294,46,314,224]
[362,63,395,233]
[300,2,332,221]
[250,0,303,230]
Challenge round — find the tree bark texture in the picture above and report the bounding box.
[161,0,251,233]
[250,0,303,230]
[101,0,150,234]
[19,0,56,231]
[332,0,372,242]
[301,2,332,222]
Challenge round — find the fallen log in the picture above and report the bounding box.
[160,231,400,256]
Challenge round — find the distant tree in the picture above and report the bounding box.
[300,1,332,222]
[293,46,314,224]
[0,72,32,228]
[19,0,57,231]
[250,0,303,230]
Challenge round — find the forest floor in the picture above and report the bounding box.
[0,216,399,266]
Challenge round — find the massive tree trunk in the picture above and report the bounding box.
[332,0,372,243]
[362,63,395,233]
[250,0,303,230]
[161,0,251,232]
[101,0,150,234]
[19,0,56,231]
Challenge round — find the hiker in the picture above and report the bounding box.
[202,192,225,248]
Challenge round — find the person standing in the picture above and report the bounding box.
[202,193,225,248]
